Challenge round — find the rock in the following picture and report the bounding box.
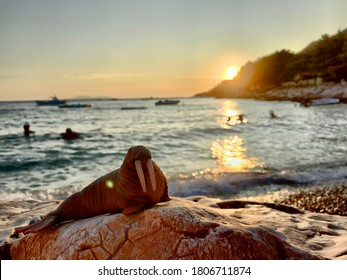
[8,197,347,260]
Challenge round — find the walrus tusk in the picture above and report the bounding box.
[135,160,146,192]
[147,159,157,191]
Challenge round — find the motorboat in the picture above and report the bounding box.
[155,99,180,106]
[58,103,92,108]
[301,98,340,107]
[121,106,147,110]
[36,95,66,106]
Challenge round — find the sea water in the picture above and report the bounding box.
[0,98,347,231]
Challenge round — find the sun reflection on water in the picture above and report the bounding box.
[211,100,261,173]
[211,136,263,173]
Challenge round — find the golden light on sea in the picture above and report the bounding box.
[217,100,247,128]
[211,136,262,173]
[225,65,239,80]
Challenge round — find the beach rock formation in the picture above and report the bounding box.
[8,197,347,260]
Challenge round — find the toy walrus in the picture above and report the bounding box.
[14,145,170,235]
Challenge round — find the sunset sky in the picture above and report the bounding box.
[1,0,347,101]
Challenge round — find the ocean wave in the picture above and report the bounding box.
[168,162,347,199]
[0,158,73,173]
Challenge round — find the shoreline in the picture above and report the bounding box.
[279,182,347,216]
[196,83,347,104]
[1,179,346,241]
[210,178,347,218]
[240,180,347,216]
[258,83,347,103]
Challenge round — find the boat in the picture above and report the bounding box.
[155,99,180,106]
[301,98,340,107]
[58,103,91,108]
[36,95,66,106]
[121,106,147,110]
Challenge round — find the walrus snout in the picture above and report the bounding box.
[134,159,157,193]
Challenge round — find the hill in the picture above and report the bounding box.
[196,28,347,99]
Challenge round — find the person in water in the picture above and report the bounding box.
[238,114,244,123]
[269,110,277,119]
[23,123,35,136]
[227,114,244,124]
[61,128,80,140]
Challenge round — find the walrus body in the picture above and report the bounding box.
[14,145,170,235]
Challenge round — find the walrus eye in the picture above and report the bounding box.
[135,160,146,192]
[147,159,157,191]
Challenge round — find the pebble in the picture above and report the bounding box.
[280,184,347,216]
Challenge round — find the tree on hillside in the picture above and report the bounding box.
[306,31,347,82]
[244,50,295,91]
[328,38,347,82]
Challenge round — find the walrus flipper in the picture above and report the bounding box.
[122,202,147,215]
[14,216,57,235]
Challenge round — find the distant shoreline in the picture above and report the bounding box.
[194,83,347,104]
[0,96,188,103]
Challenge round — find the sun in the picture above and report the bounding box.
[225,66,239,80]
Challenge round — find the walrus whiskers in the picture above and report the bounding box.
[13,145,170,236]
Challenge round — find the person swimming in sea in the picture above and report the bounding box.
[237,114,244,123]
[61,128,80,140]
[269,110,277,119]
[227,114,245,124]
[23,123,35,136]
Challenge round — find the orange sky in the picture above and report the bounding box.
[1,0,347,101]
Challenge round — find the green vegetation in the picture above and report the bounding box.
[198,28,347,98]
